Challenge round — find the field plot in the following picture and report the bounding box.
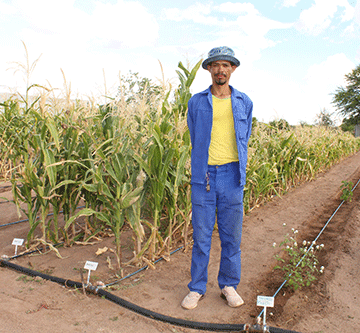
[1,150,360,333]
[1,61,360,332]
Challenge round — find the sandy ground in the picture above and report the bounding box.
[1,150,360,333]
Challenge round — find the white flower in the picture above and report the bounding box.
[316,245,320,250]
[291,228,295,232]
[294,242,298,247]
[286,245,290,249]
[272,242,276,248]
[294,230,299,234]
[320,244,324,248]
[283,223,287,226]
[303,240,307,246]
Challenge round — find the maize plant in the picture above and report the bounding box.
[1,58,360,268]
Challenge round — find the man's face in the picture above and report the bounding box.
[207,60,236,86]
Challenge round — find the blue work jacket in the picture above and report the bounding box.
[187,85,253,185]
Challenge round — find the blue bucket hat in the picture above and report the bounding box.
[202,46,240,69]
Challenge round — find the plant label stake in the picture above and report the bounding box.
[257,296,274,332]
[12,238,24,256]
[84,261,98,285]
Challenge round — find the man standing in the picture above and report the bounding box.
[181,46,253,310]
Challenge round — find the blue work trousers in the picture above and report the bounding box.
[188,161,244,295]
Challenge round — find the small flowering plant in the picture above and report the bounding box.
[273,228,324,291]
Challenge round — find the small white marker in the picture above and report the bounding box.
[12,238,24,256]
[257,296,274,329]
[84,261,98,284]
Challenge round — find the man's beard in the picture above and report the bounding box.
[215,73,227,85]
[215,80,226,85]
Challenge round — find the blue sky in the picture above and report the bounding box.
[1,0,359,124]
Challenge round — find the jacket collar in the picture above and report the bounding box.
[200,85,243,99]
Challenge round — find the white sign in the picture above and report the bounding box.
[84,261,98,271]
[257,296,274,308]
[12,238,24,246]
[12,238,24,256]
[84,261,99,285]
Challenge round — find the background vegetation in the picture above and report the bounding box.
[1,60,360,271]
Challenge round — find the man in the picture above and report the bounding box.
[181,46,253,310]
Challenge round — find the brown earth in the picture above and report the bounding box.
[1,151,360,333]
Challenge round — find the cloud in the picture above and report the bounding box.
[163,2,292,32]
[222,53,356,125]
[295,0,355,35]
[162,2,293,65]
[304,53,354,89]
[162,3,218,25]
[0,0,160,97]
[217,2,259,15]
[303,53,355,121]
[280,0,301,8]
[355,0,360,24]
[5,0,159,47]
[90,1,159,47]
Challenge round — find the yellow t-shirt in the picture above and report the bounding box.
[208,95,239,165]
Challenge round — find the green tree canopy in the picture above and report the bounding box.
[332,64,360,124]
[315,108,334,127]
[117,71,163,107]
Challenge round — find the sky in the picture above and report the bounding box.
[1,0,359,125]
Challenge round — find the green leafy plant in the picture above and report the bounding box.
[273,228,324,291]
[340,180,353,202]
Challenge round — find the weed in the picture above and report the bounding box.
[340,180,353,202]
[16,275,33,283]
[273,228,324,291]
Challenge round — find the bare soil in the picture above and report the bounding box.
[1,151,360,333]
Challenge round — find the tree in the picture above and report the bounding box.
[116,71,164,107]
[269,118,290,131]
[340,117,355,133]
[315,108,334,127]
[332,64,360,124]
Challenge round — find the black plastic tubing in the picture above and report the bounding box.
[0,259,301,333]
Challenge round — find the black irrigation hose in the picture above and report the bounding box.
[1,217,32,227]
[0,205,86,228]
[0,199,13,205]
[6,242,64,260]
[0,259,301,333]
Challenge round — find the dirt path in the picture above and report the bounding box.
[1,151,360,333]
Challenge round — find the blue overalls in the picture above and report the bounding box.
[187,85,253,295]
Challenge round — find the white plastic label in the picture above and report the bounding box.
[12,238,24,246]
[84,261,98,271]
[257,296,274,307]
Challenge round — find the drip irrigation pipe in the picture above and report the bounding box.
[0,259,301,333]
[5,242,64,261]
[105,246,184,287]
[0,199,13,205]
[258,177,360,320]
[0,205,86,228]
